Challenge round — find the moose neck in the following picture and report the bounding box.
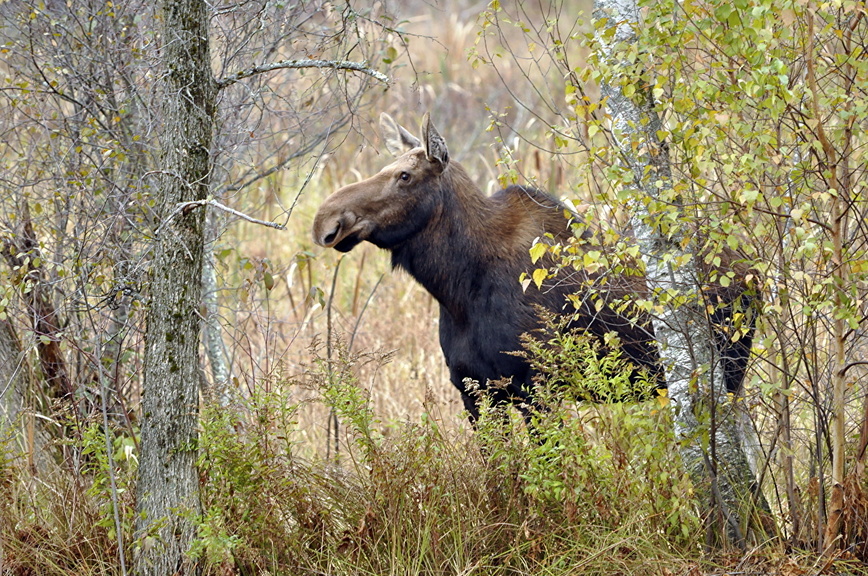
[390,163,514,321]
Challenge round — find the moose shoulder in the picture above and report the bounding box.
[312,113,754,422]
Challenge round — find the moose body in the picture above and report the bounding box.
[312,114,752,421]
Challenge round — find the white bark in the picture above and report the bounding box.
[594,0,759,547]
[203,207,231,408]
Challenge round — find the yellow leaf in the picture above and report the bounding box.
[532,267,548,289]
[529,241,547,264]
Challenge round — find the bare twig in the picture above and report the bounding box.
[326,257,343,461]
[840,360,868,377]
[216,58,389,89]
[155,198,285,236]
[348,273,384,353]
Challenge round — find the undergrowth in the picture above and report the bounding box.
[7,333,867,574]
[190,338,700,575]
[2,337,699,575]
[0,415,137,575]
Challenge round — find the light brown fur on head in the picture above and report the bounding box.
[312,114,453,253]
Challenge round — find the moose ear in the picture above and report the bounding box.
[421,113,449,168]
[380,113,421,156]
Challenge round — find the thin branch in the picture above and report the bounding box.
[216,58,389,89]
[219,116,344,196]
[155,199,285,236]
[348,273,384,353]
[840,360,868,378]
[326,257,343,462]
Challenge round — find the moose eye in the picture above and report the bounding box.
[399,172,410,181]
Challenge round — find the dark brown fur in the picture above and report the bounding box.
[313,114,752,421]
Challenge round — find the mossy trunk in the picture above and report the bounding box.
[133,0,215,572]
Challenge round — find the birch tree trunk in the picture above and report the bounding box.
[202,208,231,408]
[593,0,759,547]
[134,0,215,572]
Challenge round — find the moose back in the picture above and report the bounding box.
[312,113,753,422]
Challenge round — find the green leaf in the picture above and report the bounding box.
[382,46,398,64]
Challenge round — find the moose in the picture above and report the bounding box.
[312,113,754,422]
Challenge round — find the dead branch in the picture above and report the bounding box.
[155,198,286,236]
[216,58,389,89]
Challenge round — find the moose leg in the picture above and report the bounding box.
[718,331,753,394]
[711,294,757,394]
[461,393,481,424]
[460,388,517,429]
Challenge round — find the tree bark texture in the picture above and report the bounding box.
[593,0,760,548]
[134,0,215,572]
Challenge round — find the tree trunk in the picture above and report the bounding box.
[593,0,760,548]
[202,208,231,407]
[133,0,215,572]
[822,171,847,553]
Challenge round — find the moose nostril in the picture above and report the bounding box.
[322,224,340,246]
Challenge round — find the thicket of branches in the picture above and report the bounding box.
[475,0,868,555]
[0,0,391,433]
[0,0,395,572]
